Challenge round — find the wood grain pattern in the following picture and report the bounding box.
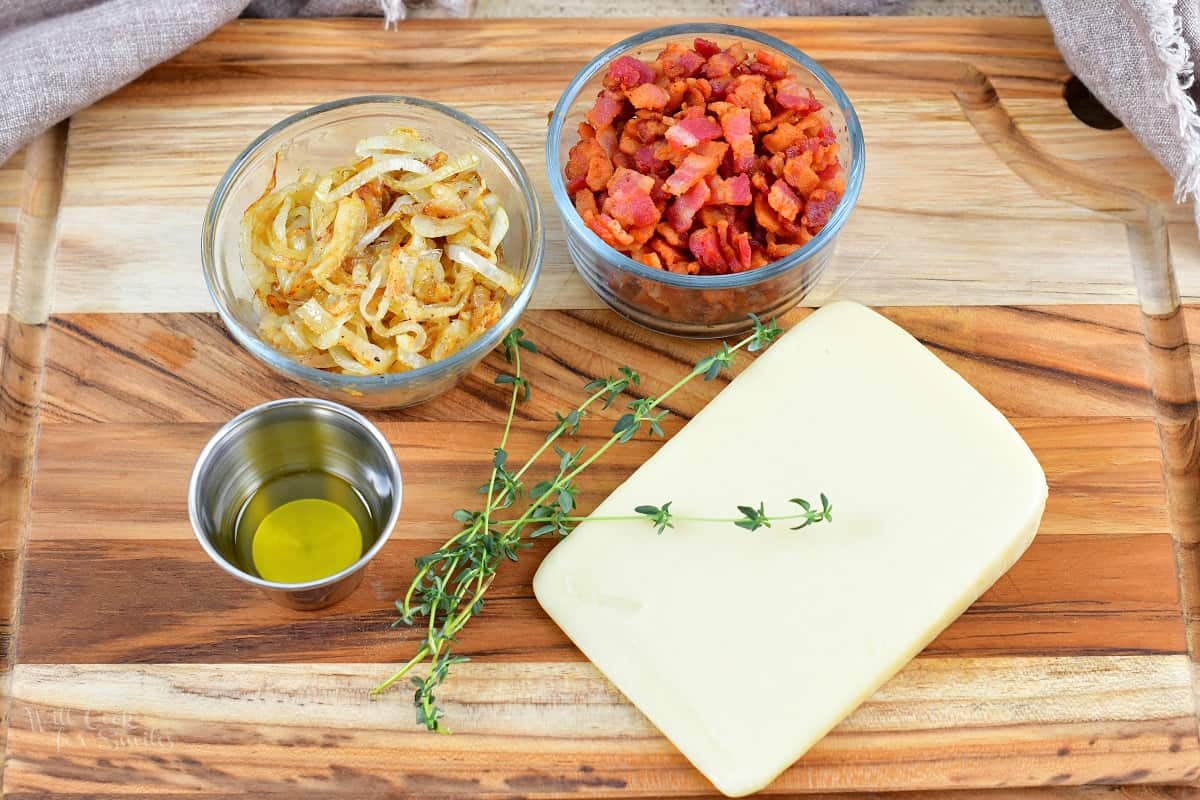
[12,17,1194,318]
[12,533,1188,664]
[37,305,1160,425]
[5,658,1200,796]
[4,15,1200,799]
[0,125,67,794]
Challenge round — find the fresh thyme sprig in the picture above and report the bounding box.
[373,314,831,732]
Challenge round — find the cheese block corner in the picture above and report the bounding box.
[533,300,1048,797]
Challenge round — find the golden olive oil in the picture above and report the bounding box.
[231,471,376,584]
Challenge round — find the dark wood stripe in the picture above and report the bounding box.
[14,532,1186,664]
[39,306,1156,426]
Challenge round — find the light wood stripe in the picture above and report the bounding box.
[9,17,1190,316]
[4,658,1197,795]
[25,417,1170,542]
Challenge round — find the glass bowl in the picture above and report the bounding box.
[203,96,544,409]
[547,23,864,337]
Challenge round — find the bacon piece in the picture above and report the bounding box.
[768,180,802,222]
[662,151,721,195]
[666,178,711,232]
[595,124,618,158]
[665,115,723,151]
[774,78,821,112]
[629,222,658,246]
[603,167,661,228]
[767,241,804,260]
[656,221,686,247]
[682,78,712,108]
[586,212,635,248]
[657,43,705,79]
[604,55,656,91]
[727,74,771,123]
[688,227,728,273]
[704,51,738,79]
[587,90,626,130]
[627,82,670,111]
[635,249,664,269]
[651,236,689,267]
[664,79,688,113]
[720,107,756,173]
[693,37,721,58]
[783,154,821,195]
[762,122,806,154]
[732,232,753,271]
[634,144,669,176]
[627,112,668,143]
[708,173,752,206]
[574,188,598,218]
[750,49,788,80]
[801,188,838,229]
[754,192,782,234]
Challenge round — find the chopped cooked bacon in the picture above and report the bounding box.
[657,43,705,79]
[627,113,668,143]
[651,236,689,267]
[595,124,618,158]
[801,188,838,229]
[666,178,711,232]
[708,173,752,206]
[574,188,598,218]
[767,180,801,221]
[604,55,656,91]
[634,144,669,176]
[604,167,661,228]
[567,38,845,276]
[665,115,723,150]
[693,37,721,58]
[762,121,806,154]
[629,222,658,246]
[586,212,635,248]
[727,74,771,123]
[704,51,738,79]
[587,91,626,130]
[774,78,821,112]
[783,155,821,195]
[688,227,728,273]
[663,151,721,195]
[634,248,663,269]
[683,78,712,108]
[718,107,755,173]
[754,192,782,234]
[627,82,670,111]
[732,231,753,271]
[656,221,685,247]
[750,49,788,80]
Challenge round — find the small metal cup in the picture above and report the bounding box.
[188,398,402,610]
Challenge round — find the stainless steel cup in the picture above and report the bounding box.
[188,398,402,610]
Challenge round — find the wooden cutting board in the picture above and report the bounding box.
[2,16,1200,798]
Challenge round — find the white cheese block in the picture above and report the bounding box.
[532,301,1047,797]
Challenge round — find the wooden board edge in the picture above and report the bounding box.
[0,123,67,789]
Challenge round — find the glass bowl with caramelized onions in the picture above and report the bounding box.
[203,96,543,409]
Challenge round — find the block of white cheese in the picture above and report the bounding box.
[533,301,1047,797]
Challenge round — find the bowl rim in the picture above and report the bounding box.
[546,22,865,290]
[202,94,544,392]
[187,397,404,592]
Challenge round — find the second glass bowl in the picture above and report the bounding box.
[203,95,544,409]
[547,24,865,337]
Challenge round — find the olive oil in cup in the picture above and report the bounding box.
[188,398,402,610]
[232,471,377,584]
